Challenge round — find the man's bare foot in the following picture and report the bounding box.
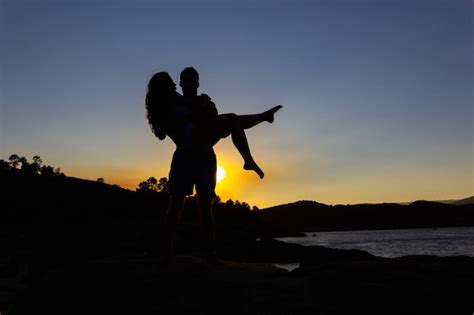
[244,160,264,179]
[264,105,283,123]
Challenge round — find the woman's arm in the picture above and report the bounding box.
[157,131,166,140]
[200,94,218,117]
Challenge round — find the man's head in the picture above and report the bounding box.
[180,67,199,96]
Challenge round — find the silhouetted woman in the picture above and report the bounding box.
[146,72,281,171]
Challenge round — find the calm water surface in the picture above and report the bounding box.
[274,226,474,271]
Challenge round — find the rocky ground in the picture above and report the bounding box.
[1,235,473,315]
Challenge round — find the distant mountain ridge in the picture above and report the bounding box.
[448,196,474,205]
[2,165,472,235]
[259,199,474,234]
[391,196,474,206]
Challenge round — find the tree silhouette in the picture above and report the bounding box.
[30,155,43,174]
[19,155,43,175]
[8,154,21,169]
[136,176,169,193]
[97,177,105,183]
[18,156,28,171]
[157,177,169,193]
[53,167,65,177]
[136,177,159,193]
[40,165,55,177]
[2,153,65,177]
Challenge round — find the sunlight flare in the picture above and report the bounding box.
[216,165,226,184]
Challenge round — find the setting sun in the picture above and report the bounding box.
[216,165,226,184]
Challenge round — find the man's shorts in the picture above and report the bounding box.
[168,148,217,197]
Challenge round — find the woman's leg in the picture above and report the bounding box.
[189,105,282,177]
[223,105,283,133]
[231,130,264,178]
[222,105,282,177]
[195,105,283,145]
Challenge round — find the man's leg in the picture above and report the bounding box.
[163,148,194,265]
[161,194,185,266]
[197,193,218,260]
[194,149,221,263]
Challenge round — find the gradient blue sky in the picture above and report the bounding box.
[1,0,472,207]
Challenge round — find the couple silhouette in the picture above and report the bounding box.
[145,67,282,266]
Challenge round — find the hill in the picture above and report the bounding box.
[2,168,473,237]
[259,199,474,234]
[450,196,474,206]
[0,170,169,223]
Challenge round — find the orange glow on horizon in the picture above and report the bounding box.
[63,151,474,210]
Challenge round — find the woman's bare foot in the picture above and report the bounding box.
[264,105,283,123]
[244,160,264,179]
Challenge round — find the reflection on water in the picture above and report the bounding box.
[277,226,474,258]
[273,263,300,272]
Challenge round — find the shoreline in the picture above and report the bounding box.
[274,226,474,259]
[2,240,473,315]
[1,221,474,314]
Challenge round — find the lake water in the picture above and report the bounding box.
[274,226,474,271]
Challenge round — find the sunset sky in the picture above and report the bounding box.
[1,0,472,208]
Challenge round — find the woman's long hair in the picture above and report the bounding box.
[145,72,175,139]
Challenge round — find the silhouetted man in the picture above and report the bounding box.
[164,67,220,264]
[181,67,219,262]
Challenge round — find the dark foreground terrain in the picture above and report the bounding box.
[1,170,473,314]
[1,225,473,315]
